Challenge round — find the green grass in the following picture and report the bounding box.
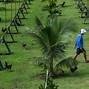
[0,0,89,89]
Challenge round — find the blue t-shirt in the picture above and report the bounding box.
[75,34,83,48]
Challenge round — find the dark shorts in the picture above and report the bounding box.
[76,48,86,55]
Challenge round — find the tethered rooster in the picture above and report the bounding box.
[22,42,26,47]
[2,27,7,33]
[4,61,12,70]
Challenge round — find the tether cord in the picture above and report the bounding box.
[4,1,7,40]
[15,0,16,22]
[19,0,20,8]
[11,0,12,30]
[5,2,7,28]
[15,0,16,15]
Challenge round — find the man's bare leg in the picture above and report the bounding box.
[74,54,78,60]
[83,52,89,62]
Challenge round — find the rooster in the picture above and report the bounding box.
[22,42,26,47]
[2,27,7,33]
[4,61,12,70]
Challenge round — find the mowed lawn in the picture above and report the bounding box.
[0,0,89,89]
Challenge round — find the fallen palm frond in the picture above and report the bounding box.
[55,57,78,72]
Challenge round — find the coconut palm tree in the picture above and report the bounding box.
[42,0,62,16]
[28,16,78,77]
[42,0,57,8]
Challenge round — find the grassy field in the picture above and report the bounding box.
[0,0,89,89]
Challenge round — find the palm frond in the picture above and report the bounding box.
[42,5,50,11]
[35,16,44,30]
[30,32,48,53]
[58,18,78,34]
[54,57,78,71]
[50,15,58,30]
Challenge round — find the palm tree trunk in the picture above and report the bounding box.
[49,57,54,77]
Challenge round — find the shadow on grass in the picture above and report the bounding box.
[61,5,73,8]
[62,70,89,79]
[31,69,89,80]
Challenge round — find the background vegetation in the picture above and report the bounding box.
[0,0,89,89]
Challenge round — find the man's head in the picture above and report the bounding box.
[80,29,86,35]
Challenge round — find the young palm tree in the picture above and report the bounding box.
[42,0,61,16]
[28,16,78,77]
